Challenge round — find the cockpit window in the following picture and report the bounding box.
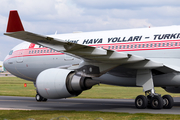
[9,50,13,55]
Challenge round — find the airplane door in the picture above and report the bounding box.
[16,50,24,63]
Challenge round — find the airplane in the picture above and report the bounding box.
[3,10,180,110]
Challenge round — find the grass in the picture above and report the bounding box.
[0,110,180,120]
[0,77,180,99]
[0,77,36,97]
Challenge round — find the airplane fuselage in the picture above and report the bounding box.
[3,26,180,88]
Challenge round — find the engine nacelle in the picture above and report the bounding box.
[36,68,99,99]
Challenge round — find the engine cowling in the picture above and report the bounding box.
[36,68,99,99]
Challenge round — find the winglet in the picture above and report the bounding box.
[6,10,24,32]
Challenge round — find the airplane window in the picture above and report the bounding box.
[112,46,114,49]
[167,43,169,46]
[41,50,43,53]
[108,46,111,50]
[127,45,129,49]
[154,43,157,47]
[162,43,165,47]
[34,50,36,54]
[9,50,13,55]
[44,50,46,53]
[32,50,34,54]
[37,50,39,53]
[29,51,31,54]
[101,46,103,49]
[50,49,52,53]
[138,44,141,48]
[150,44,153,48]
[171,42,173,46]
[119,45,121,49]
[116,46,118,49]
[175,42,178,46]
[131,45,133,48]
[142,44,145,48]
[146,44,149,48]
[47,50,49,53]
[179,42,180,46]
[134,45,137,48]
[158,43,161,47]
[123,45,126,49]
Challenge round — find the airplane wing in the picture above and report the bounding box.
[4,10,180,77]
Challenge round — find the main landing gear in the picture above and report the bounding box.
[135,90,174,109]
[135,69,174,109]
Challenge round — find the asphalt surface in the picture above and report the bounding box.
[0,96,180,114]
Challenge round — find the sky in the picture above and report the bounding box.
[1,0,180,61]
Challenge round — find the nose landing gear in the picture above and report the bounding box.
[35,94,48,102]
[34,83,48,102]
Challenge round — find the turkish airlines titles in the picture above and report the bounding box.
[65,33,180,45]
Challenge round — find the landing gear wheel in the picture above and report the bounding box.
[35,93,48,102]
[36,94,43,102]
[150,95,163,109]
[135,95,148,109]
[162,95,174,109]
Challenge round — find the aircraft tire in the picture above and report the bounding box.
[162,95,174,109]
[150,95,163,109]
[135,95,148,109]
[35,94,43,102]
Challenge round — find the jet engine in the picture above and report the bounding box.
[36,68,99,99]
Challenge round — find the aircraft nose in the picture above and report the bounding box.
[3,59,9,71]
[3,58,15,74]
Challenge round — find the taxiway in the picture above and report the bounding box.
[0,96,180,114]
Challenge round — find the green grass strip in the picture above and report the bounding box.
[0,77,180,99]
[0,110,180,120]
